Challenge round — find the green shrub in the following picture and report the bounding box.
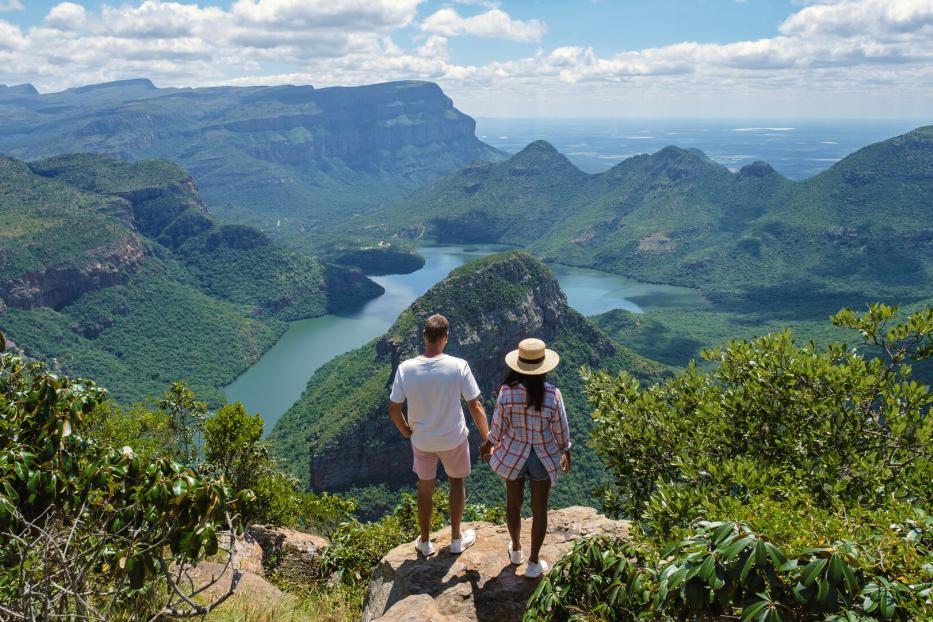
[527,520,933,621]
[0,342,251,619]
[526,304,933,621]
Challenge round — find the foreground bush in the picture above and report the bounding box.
[0,336,251,620]
[527,305,933,620]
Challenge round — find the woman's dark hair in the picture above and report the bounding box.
[502,370,546,411]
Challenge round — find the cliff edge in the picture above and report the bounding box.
[362,506,630,622]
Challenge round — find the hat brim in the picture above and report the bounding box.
[504,349,560,375]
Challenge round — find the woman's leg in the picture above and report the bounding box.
[528,478,551,564]
[506,477,525,552]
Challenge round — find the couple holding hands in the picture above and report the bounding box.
[388,314,572,578]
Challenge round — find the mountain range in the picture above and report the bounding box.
[357,127,933,310]
[0,153,380,404]
[267,251,669,509]
[0,79,504,247]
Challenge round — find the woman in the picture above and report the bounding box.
[480,337,571,578]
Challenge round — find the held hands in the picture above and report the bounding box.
[560,451,572,473]
[478,439,494,463]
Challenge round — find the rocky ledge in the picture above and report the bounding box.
[362,506,630,622]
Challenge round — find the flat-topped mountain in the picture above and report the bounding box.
[268,252,668,509]
[0,79,504,236]
[357,126,933,306]
[0,153,381,404]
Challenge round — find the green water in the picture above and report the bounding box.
[225,245,703,434]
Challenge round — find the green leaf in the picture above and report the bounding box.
[840,561,858,594]
[801,558,828,587]
[699,555,716,583]
[723,535,756,561]
[828,554,844,586]
[742,600,768,621]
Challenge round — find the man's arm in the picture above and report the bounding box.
[468,398,489,443]
[389,400,412,438]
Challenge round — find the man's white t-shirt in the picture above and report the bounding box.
[389,353,481,453]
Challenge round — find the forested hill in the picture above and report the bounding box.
[0,79,505,236]
[0,153,381,405]
[268,251,669,510]
[359,126,933,305]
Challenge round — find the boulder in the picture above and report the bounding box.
[362,506,630,622]
[233,530,265,576]
[374,594,472,622]
[247,525,329,585]
[184,561,282,603]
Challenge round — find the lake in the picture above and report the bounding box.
[225,245,703,434]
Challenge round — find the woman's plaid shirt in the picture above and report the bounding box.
[488,382,572,485]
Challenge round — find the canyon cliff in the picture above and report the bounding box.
[0,80,504,233]
[0,153,381,405]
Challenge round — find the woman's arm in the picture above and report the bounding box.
[551,388,571,452]
[553,389,572,472]
[480,388,507,461]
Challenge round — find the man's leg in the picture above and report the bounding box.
[438,439,472,542]
[417,478,436,544]
[448,476,465,540]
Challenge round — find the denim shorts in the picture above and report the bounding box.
[515,448,549,482]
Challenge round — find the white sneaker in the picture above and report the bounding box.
[414,536,435,557]
[449,529,476,554]
[508,541,524,565]
[524,559,549,578]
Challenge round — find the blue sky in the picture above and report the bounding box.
[0,1,931,118]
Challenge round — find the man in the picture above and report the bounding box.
[389,313,489,556]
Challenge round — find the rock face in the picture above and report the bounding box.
[362,506,630,622]
[1,237,146,310]
[185,561,283,603]
[0,79,505,229]
[245,525,329,585]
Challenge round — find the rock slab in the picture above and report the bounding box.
[247,525,329,585]
[364,506,630,622]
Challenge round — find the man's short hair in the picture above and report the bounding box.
[423,314,449,343]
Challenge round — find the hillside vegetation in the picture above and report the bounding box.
[0,154,381,404]
[527,304,933,621]
[0,79,504,248]
[359,126,933,309]
[268,251,670,511]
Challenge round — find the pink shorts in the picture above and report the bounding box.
[412,438,471,480]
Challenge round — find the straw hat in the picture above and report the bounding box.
[505,338,560,375]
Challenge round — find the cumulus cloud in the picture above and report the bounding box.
[45,3,87,30]
[0,19,24,50]
[231,0,424,30]
[421,7,546,42]
[0,1,23,12]
[0,0,930,117]
[780,0,933,40]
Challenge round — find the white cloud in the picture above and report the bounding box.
[0,0,930,117]
[0,19,24,50]
[421,8,546,42]
[232,0,423,30]
[0,1,23,12]
[44,3,87,31]
[780,0,933,39]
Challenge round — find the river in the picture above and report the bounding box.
[225,245,703,434]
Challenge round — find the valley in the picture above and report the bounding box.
[0,79,504,253]
[266,251,671,512]
[1,77,930,515]
[227,244,705,434]
[0,153,381,405]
